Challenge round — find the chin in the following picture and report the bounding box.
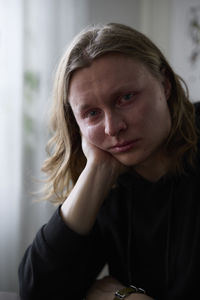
[114,151,150,168]
[114,155,139,167]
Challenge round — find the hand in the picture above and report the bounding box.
[82,135,115,164]
[82,135,128,178]
[86,276,124,300]
[86,276,155,300]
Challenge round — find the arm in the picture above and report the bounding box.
[19,137,125,300]
[18,207,107,300]
[60,136,125,235]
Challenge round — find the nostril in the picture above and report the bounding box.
[105,117,127,137]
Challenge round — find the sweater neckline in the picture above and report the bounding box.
[117,170,172,187]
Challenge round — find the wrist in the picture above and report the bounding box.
[114,285,146,300]
[85,159,119,186]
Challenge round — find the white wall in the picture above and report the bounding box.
[88,0,140,29]
[170,0,200,102]
[139,0,172,58]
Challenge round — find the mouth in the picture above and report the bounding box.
[108,139,140,154]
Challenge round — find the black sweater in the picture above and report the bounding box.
[19,104,200,300]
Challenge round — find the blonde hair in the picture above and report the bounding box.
[41,23,198,204]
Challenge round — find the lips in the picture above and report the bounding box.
[109,139,140,153]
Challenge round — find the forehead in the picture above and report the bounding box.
[69,53,147,85]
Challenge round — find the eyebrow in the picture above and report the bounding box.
[72,82,139,114]
[78,104,93,114]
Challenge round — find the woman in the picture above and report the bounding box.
[19,23,200,300]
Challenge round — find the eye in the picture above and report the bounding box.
[117,92,135,106]
[123,93,133,101]
[84,108,101,120]
[88,110,97,117]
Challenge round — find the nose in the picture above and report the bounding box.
[104,112,127,136]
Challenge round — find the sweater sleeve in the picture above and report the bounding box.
[18,206,107,300]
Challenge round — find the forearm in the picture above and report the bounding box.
[19,207,106,299]
[61,161,118,235]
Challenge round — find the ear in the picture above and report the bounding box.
[161,68,171,101]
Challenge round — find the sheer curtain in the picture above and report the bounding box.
[170,0,200,103]
[0,0,91,292]
[0,0,23,291]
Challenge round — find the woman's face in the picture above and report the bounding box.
[68,53,171,169]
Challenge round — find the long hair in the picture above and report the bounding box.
[41,23,198,204]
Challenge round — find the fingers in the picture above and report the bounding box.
[81,135,93,159]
